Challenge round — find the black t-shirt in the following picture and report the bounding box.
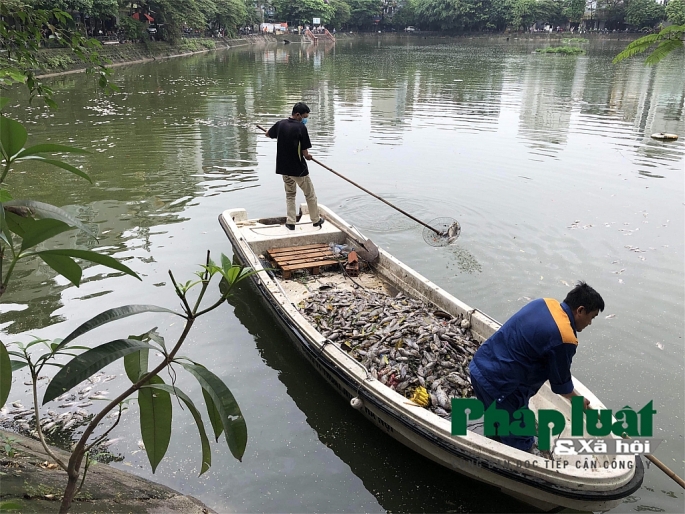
[267,118,312,176]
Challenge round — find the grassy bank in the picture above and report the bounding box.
[26,38,228,76]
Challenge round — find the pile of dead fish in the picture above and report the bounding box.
[0,371,117,438]
[299,288,481,419]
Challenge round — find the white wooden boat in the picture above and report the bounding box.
[219,204,643,512]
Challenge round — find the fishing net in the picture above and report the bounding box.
[422,218,461,247]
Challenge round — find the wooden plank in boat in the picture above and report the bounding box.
[268,243,329,255]
[268,248,332,260]
[267,243,340,279]
[280,259,340,278]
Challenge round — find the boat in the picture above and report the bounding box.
[218,204,644,512]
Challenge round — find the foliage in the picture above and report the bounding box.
[179,38,216,51]
[536,45,585,54]
[329,0,352,29]
[0,5,251,514]
[392,0,420,27]
[613,24,684,64]
[666,0,685,26]
[347,0,383,29]
[625,0,666,29]
[4,253,255,512]
[563,0,586,24]
[596,0,627,30]
[40,54,75,70]
[272,0,334,25]
[510,0,537,30]
[118,15,148,42]
[562,37,589,43]
[0,4,114,106]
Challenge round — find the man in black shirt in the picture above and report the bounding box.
[266,102,324,230]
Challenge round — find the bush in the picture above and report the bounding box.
[41,54,74,70]
[561,37,589,44]
[536,46,585,55]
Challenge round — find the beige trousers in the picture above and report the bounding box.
[282,175,320,225]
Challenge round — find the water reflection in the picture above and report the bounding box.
[227,281,532,513]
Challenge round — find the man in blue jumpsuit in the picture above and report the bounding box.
[469,282,604,451]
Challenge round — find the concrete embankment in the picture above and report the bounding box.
[0,429,214,513]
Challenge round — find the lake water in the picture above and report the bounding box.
[2,37,684,513]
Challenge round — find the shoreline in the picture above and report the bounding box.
[34,32,640,79]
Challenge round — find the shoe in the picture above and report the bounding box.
[313,217,325,228]
[285,224,295,230]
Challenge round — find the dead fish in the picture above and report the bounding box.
[100,437,123,448]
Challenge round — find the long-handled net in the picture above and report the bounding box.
[256,124,461,247]
[423,218,461,247]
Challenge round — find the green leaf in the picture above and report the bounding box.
[0,343,12,408]
[143,383,211,475]
[10,360,28,372]
[645,38,684,65]
[33,249,140,281]
[0,190,11,202]
[43,339,156,404]
[20,218,73,252]
[15,144,89,159]
[0,115,27,159]
[0,500,22,511]
[181,363,247,461]
[221,253,231,272]
[37,251,82,287]
[0,97,9,110]
[57,305,181,352]
[3,199,95,238]
[138,375,172,473]
[15,156,92,183]
[202,388,223,442]
[124,348,149,383]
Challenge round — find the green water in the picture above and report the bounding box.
[2,37,683,512]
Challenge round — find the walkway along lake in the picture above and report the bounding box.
[2,38,683,512]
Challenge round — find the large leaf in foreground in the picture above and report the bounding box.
[37,251,82,286]
[57,305,181,352]
[43,339,156,404]
[202,389,224,442]
[138,376,172,473]
[15,143,90,158]
[0,343,11,408]
[16,156,92,183]
[124,348,149,383]
[0,115,27,158]
[33,249,140,282]
[19,218,73,252]
[181,363,247,461]
[143,383,211,475]
[3,199,94,238]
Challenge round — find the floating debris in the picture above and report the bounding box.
[299,288,481,419]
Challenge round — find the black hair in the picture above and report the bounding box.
[292,102,310,115]
[564,282,604,312]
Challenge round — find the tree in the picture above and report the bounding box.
[666,0,685,25]
[392,0,419,27]
[347,0,383,30]
[272,0,333,25]
[625,0,666,29]
[214,0,248,34]
[597,0,627,30]
[563,0,586,24]
[329,0,352,29]
[510,0,538,30]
